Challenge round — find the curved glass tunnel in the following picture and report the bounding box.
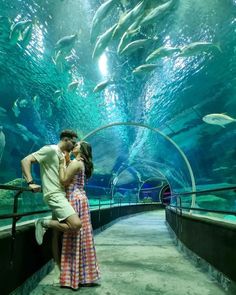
[1,0,236,294]
[0,0,236,223]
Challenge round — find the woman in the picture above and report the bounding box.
[59,141,100,290]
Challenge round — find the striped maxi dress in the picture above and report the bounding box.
[60,163,100,289]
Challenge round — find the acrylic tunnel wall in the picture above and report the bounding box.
[0,0,236,293]
[83,122,195,200]
[0,0,235,228]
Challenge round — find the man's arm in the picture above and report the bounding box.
[21,154,41,192]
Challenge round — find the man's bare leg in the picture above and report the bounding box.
[45,214,82,232]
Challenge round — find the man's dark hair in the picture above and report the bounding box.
[60,129,78,140]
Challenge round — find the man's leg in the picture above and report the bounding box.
[35,214,82,245]
[45,214,82,232]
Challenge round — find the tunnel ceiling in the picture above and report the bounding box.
[0,0,236,191]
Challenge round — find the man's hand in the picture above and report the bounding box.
[29,183,41,192]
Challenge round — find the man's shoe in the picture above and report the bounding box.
[35,219,46,245]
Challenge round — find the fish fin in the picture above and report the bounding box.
[215,42,222,53]
[220,125,226,128]
[18,32,23,41]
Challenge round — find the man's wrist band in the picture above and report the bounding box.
[27,180,35,185]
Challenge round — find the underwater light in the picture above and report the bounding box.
[98,53,108,76]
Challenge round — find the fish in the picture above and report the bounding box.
[112,1,146,40]
[132,64,159,75]
[179,42,222,56]
[141,0,175,26]
[12,99,20,117]
[20,22,33,48]
[32,95,40,112]
[16,123,40,143]
[202,113,236,127]
[212,166,228,172]
[54,89,63,99]
[52,50,68,72]
[120,39,151,56]
[92,24,117,60]
[0,126,5,163]
[12,98,30,117]
[68,80,80,91]
[18,99,29,108]
[55,34,77,54]
[9,20,32,45]
[117,26,140,54]
[145,46,180,62]
[93,79,111,93]
[90,0,117,44]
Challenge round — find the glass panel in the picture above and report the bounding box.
[0,0,235,225]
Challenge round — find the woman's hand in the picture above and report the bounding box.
[64,151,71,166]
[59,155,65,166]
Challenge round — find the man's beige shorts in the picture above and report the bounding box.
[44,193,75,222]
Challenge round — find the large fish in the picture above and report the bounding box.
[12,99,20,117]
[120,39,151,56]
[9,20,32,45]
[55,34,77,54]
[117,26,140,54]
[32,95,41,112]
[112,1,146,40]
[92,24,117,60]
[202,113,236,127]
[146,46,180,62]
[0,126,5,163]
[90,0,117,44]
[132,63,159,75]
[179,42,222,56]
[93,79,111,93]
[141,0,175,26]
[68,80,80,92]
[52,50,68,72]
[16,123,40,143]
[20,23,33,48]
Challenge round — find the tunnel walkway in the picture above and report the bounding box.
[30,210,230,295]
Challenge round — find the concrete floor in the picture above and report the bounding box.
[30,210,230,295]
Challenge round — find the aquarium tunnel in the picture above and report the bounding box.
[0,0,236,294]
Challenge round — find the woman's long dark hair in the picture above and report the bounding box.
[80,141,94,179]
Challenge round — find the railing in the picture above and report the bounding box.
[0,185,50,268]
[0,185,158,266]
[167,185,236,216]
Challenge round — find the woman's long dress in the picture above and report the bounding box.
[60,164,100,289]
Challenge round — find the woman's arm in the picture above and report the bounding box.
[59,159,83,186]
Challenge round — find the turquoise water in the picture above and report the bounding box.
[0,0,236,223]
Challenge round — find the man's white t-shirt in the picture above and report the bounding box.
[33,145,65,197]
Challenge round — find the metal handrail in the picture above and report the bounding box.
[0,184,43,268]
[168,205,236,216]
[0,184,32,192]
[172,185,236,197]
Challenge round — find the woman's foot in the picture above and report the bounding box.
[79,282,100,287]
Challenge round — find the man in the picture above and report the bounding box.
[21,129,82,245]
